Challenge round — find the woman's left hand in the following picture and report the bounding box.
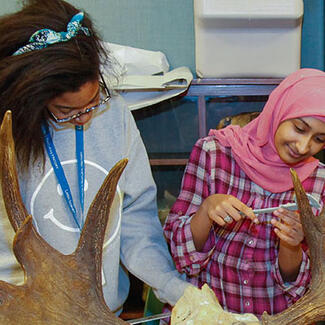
[271,208,304,247]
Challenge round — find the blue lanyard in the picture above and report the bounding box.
[41,123,85,230]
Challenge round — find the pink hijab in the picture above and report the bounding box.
[209,68,325,193]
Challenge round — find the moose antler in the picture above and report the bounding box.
[0,110,128,324]
[261,168,325,325]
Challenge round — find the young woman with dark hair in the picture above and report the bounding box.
[0,0,189,315]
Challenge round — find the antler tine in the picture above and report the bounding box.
[0,110,29,231]
[75,159,128,285]
[290,168,325,268]
[261,169,325,324]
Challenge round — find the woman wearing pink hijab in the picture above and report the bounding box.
[164,68,325,318]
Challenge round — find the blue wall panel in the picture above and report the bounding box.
[301,0,325,70]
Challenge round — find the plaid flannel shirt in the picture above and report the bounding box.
[163,135,325,318]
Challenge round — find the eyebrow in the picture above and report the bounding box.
[53,87,100,110]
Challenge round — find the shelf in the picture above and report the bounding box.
[149,158,188,166]
[187,78,282,96]
[149,153,189,166]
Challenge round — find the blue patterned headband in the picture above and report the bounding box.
[12,12,90,56]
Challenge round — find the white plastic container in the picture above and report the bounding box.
[194,0,304,78]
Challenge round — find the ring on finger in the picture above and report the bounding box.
[224,215,233,223]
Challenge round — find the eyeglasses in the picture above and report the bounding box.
[49,73,111,123]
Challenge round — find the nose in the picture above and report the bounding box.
[73,110,93,125]
[296,136,311,155]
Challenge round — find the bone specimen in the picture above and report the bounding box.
[0,110,128,324]
[171,284,260,325]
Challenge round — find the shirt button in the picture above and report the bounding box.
[245,301,250,307]
[243,279,248,285]
[248,239,254,246]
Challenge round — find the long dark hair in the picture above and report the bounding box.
[0,0,109,170]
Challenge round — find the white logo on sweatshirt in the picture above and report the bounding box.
[30,159,122,253]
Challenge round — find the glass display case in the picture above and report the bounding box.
[132,78,283,221]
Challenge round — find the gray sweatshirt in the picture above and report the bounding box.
[0,94,189,313]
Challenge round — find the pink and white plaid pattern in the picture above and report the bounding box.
[164,136,325,318]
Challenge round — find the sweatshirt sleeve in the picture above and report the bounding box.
[119,108,190,306]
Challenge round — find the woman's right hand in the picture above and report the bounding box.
[197,194,258,227]
[190,194,257,251]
